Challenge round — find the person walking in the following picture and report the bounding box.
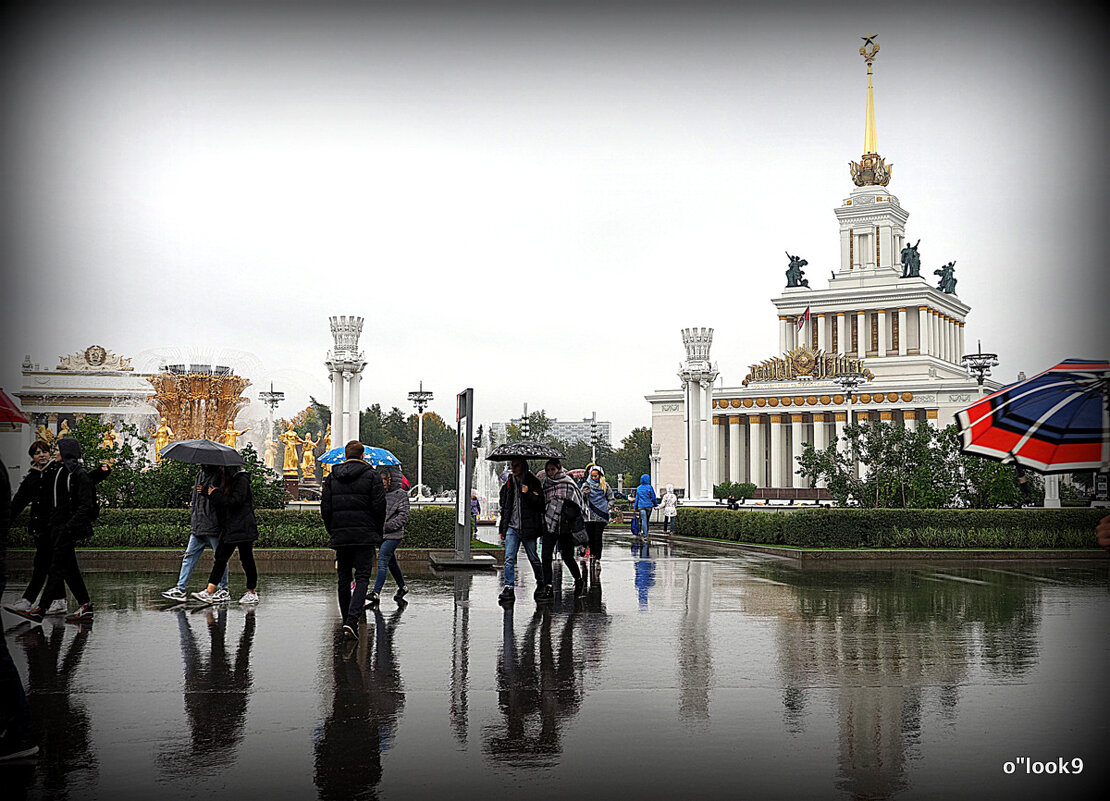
[660,484,678,533]
[320,441,386,641]
[5,440,62,617]
[368,465,408,608]
[161,465,230,603]
[190,465,260,606]
[633,474,658,541]
[1,456,39,761]
[497,457,545,604]
[581,465,614,565]
[539,459,586,600]
[12,438,100,623]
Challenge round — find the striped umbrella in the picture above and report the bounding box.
[316,445,400,466]
[956,358,1109,474]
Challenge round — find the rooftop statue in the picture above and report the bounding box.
[785,252,810,288]
[934,261,957,294]
[900,239,921,278]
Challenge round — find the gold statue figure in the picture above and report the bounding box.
[321,423,332,477]
[300,431,320,479]
[34,425,55,445]
[57,420,73,439]
[220,421,251,449]
[150,417,174,463]
[279,422,301,475]
[264,438,278,470]
[101,422,120,450]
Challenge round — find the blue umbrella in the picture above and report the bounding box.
[316,444,401,466]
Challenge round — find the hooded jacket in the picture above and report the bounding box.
[380,465,409,542]
[11,461,61,538]
[49,438,98,541]
[660,484,678,517]
[321,460,386,547]
[190,465,223,537]
[634,474,658,511]
[582,465,615,524]
[207,469,259,545]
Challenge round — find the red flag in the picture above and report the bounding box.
[796,307,811,331]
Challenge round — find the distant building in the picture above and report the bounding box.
[491,416,612,447]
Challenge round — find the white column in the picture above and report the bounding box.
[347,371,361,443]
[939,315,948,361]
[924,409,939,429]
[790,414,805,488]
[812,413,828,488]
[685,381,699,498]
[949,319,958,363]
[957,322,965,359]
[877,309,888,357]
[700,383,713,499]
[748,416,763,488]
[897,308,908,356]
[770,414,784,488]
[817,314,828,351]
[779,318,790,354]
[728,416,742,482]
[902,409,917,431]
[930,311,940,358]
[834,411,848,456]
[918,306,929,356]
[856,311,866,358]
[331,371,345,445]
[1043,474,1061,508]
[837,313,847,354]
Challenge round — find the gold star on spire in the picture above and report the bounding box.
[861,32,877,47]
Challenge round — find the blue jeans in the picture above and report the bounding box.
[372,538,405,594]
[503,527,542,586]
[638,509,651,537]
[176,533,229,592]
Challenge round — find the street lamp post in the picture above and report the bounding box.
[961,340,999,398]
[834,372,867,481]
[520,402,530,440]
[258,383,285,462]
[590,411,597,464]
[408,381,434,499]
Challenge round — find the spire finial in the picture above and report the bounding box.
[849,33,893,187]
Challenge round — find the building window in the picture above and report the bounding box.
[851,315,858,352]
[831,317,839,352]
[891,312,899,352]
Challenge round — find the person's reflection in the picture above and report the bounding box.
[632,538,655,610]
[16,620,96,797]
[483,607,583,766]
[314,606,405,801]
[159,607,255,777]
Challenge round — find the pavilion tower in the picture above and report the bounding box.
[678,328,719,500]
[325,316,366,446]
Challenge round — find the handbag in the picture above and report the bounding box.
[630,515,641,537]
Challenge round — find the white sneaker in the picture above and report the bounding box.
[212,588,231,603]
[191,590,216,605]
[239,591,259,605]
[5,598,32,613]
[44,599,68,615]
[161,587,187,602]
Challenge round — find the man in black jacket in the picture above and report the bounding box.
[14,438,98,624]
[320,440,386,641]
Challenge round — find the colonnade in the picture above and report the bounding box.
[712,408,940,488]
[778,307,965,361]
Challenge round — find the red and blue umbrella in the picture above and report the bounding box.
[956,358,1109,473]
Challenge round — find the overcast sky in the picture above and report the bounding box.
[2,1,1107,443]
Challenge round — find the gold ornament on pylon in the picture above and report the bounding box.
[743,345,874,385]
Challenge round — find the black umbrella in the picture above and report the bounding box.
[486,441,564,461]
[160,439,244,466]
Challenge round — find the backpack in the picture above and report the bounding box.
[59,468,100,537]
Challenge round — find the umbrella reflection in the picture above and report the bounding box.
[13,621,95,799]
[483,606,583,767]
[159,607,255,777]
[313,607,405,801]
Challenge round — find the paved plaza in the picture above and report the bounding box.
[3,535,1107,800]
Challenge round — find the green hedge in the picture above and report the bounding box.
[8,505,458,549]
[675,507,1105,549]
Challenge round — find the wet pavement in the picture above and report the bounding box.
[2,534,1107,800]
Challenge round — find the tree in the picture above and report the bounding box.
[611,427,652,482]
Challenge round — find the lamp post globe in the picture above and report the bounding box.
[408,381,434,499]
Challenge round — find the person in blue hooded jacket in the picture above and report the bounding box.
[633,474,657,540]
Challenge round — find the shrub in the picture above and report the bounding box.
[673,508,1104,549]
[8,506,457,549]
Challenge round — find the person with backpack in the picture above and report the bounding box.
[497,457,545,604]
[581,465,615,565]
[539,459,587,600]
[160,465,231,603]
[191,465,261,605]
[11,438,100,623]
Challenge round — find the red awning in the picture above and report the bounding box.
[0,388,29,424]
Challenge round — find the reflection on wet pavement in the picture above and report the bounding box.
[1,534,1107,800]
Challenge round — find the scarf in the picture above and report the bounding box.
[542,468,584,534]
[584,476,609,515]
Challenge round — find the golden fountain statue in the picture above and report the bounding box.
[279,422,301,476]
[300,431,320,480]
[149,417,174,463]
[321,423,332,477]
[264,438,278,471]
[34,425,55,445]
[220,422,251,449]
[57,420,72,439]
[147,364,252,457]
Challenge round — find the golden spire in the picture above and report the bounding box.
[861,32,878,154]
[849,32,892,187]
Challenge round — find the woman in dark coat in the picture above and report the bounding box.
[192,466,260,605]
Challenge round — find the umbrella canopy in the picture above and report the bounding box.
[956,358,1109,474]
[0,388,29,424]
[486,441,564,461]
[161,439,244,467]
[567,468,587,480]
[316,445,401,466]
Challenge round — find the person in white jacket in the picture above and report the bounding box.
[660,484,678,533]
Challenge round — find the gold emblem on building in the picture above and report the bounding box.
[743,345,874,385]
